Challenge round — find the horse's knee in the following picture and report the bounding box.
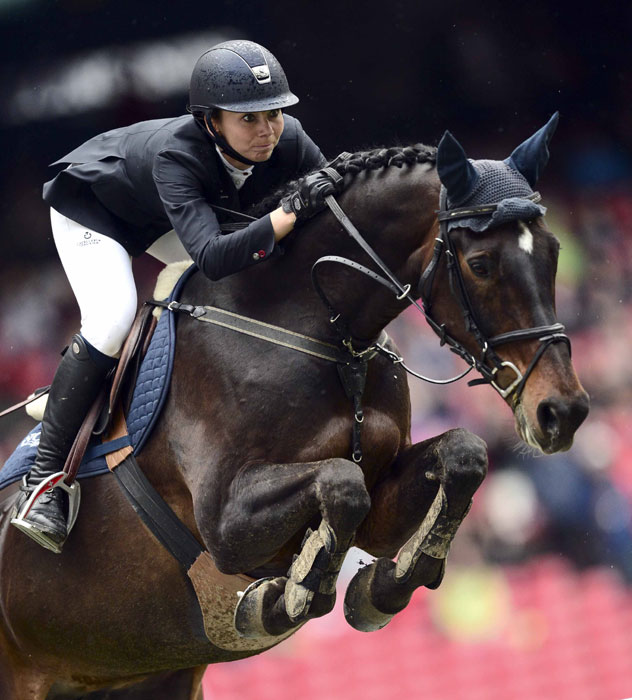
[316,459,371,532]
[208,536,239,574]
[438,429,488,490]
[212,513,259,573]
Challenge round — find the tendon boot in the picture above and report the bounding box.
[11,334,116,553]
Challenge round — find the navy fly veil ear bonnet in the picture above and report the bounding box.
[436,113,559,231]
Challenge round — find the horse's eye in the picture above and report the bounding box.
[467,257,490,278]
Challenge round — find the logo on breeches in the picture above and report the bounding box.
[78,231,100,247]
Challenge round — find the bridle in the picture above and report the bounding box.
[419,186,570,398]
[312,180,571,402]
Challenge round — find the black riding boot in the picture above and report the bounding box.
[12,334,116,552]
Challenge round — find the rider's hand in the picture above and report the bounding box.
[280,168,343,222]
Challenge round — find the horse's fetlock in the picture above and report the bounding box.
[342,484,371,527]
[440,430,488,489]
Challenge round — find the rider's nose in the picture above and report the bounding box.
[258,119,274,136]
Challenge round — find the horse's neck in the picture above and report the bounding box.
[304,166,439,341]
[183,165,439,342]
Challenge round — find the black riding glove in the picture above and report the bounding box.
[281,167,344,222]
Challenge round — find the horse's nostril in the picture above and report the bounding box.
[537,399,561,440]
[537,393,590,443]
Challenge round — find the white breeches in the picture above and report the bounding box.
[51,208,191,357]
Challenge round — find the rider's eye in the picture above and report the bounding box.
[467,257,490,278]
[242,114,255,122]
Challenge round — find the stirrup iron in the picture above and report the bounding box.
[11,472,81,554]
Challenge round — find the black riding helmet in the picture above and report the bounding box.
[189,40,299,166]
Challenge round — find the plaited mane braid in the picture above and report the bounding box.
[250,144,437,217]
[330,144,436,176]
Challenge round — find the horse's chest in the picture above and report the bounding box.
[276,406,402,478]
[210,352,408,471]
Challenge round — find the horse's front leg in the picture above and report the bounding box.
[345,428,487,632]
[205,458,370,639]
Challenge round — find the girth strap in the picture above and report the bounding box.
[112,453,203,569]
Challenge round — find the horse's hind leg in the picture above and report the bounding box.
[345,428,487,631]
[205,457,371,638]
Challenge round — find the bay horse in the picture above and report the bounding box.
[0,115,588,699]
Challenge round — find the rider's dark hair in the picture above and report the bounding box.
[251,143,437,217]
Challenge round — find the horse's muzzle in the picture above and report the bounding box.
[536,391,590,453]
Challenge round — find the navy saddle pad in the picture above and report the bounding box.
[0,265,195,491]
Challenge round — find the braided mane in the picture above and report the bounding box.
[330,143,436,175]
[250,143,437,217]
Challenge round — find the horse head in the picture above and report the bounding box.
[287,114,587,455]
[427,113,589,453]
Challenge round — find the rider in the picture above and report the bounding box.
[12,39,336,553]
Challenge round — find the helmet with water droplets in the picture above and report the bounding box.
[188,40,299,116]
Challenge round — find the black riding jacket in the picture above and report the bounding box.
[43,114,325,280]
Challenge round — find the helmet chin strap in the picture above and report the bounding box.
[203,115,259,167]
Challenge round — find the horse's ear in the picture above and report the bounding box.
[505,112,559,187]
[437,131,480,205]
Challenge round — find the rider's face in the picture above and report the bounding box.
[210,109,284,169]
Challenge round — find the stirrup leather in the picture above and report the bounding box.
[11,473,81,554]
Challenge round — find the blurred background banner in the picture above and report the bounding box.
[0,1,631,698]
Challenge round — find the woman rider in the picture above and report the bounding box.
[12,39,337,553]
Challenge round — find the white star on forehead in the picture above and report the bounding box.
[518,222,534,254]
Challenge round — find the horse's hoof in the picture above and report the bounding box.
[284,520,337,621]
[343,562,394,632]
[234,576,283,638]
[284,578,315,623]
